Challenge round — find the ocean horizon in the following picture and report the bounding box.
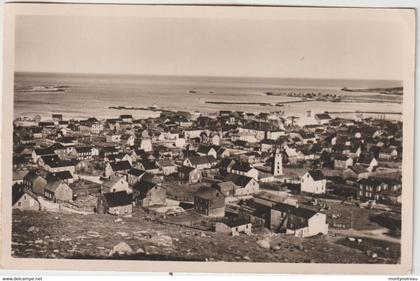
[13,71,403,121]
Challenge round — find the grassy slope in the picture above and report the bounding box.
[12,210,399,264]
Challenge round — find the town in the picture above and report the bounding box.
[12,108,402,263]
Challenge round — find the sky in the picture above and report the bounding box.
[14,11,406,80]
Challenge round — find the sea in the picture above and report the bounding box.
[13,72,403,121]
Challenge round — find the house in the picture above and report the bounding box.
[23,170,47,195]
[215,219,252,236]
[197,145,217,159]
[194,187,225,217]
[44,180,73,202]
[127,168,146,186]
[44,159,77,173]
[132,181,166,207]
[357,178,388,201]
[106,133,121,143]
[219,173,259,196]
[120,114,133,123]
[178,166,202,184]
[73,146,94,160]
[137,160,160,174]
[101,146,120,158]
[334,155,353,170]
[79,119,103,134]
[183,155,218,170]
[157,160,177,175]
[97,191,133,216]
[104,160,132,178]
[379,147,398,160]
[121,134,135,146]
[102,176,131,194]
[300,170,326,194]
[314,113,332,125]
[356,155,378,172]
[140,138,153,152]
[46,171,74,184]
[12,186,40,211]
[270,203,328,238]
[32,147,56,163]
[343,165,370,180]
[49,143,67,158]
[218,158,236,177]
[230,161,259,180]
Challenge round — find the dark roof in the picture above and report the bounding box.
[75,146,92,153]
[34,147,56,156]
[315,113,332,120]
[103,191,132,207]
[231,161,254,172]
[110,160,132,171]
[49,143,66,150]
[222,218,251,228]
[128,168,146,177]
[307,170,325,181]
[272,203,317,219]
[12,185,25,206]
[197,145,214,154]
[47,171,73,181]
[133,180,157,193]
[195,187,225,201]
[178,165,197,174]
[223,173,254,187]
[139,160,159,170]
[24,170,42,182]
[358,178,384,187]
[187,155,217,166]
[44,180,67,193]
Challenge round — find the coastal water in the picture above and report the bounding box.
[14,72,403,121]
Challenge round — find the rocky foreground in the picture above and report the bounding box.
[12,210,400,263]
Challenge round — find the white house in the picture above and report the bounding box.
[300,170,326,194]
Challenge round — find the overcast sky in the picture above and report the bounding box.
[15,12,406,80]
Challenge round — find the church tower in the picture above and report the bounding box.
[272,147,283,176]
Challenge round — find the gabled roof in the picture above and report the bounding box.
[186,155,217,166]
[34,147,56,156]
[102,191,132,207]
[133,180,157,193]
[12,186,37,206]
[307,170,325,181]
[127,168,146,177]
[178,165,197,174]
[102,176,127,189]
[24,170,42,182]
[75,146,92,153]
[222,218,250,228]
[44,180,67,193]
[49,143,66,150]
[110,160,132,171]
[47,171,73,181]
[272,203,317,219]
[223,173,254,187]
[197,145,215,154]
[195,187,225,201]
[139,160,159,170]
[231,161,254,172]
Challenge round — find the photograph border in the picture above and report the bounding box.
[1,3,416,274]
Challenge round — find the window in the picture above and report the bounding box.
[18,202,21,207]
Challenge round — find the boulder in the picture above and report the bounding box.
[27,226,39,233]
[257,238,270,249]
[111,242,133,255]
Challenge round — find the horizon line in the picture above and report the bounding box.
[14,70,403,83]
